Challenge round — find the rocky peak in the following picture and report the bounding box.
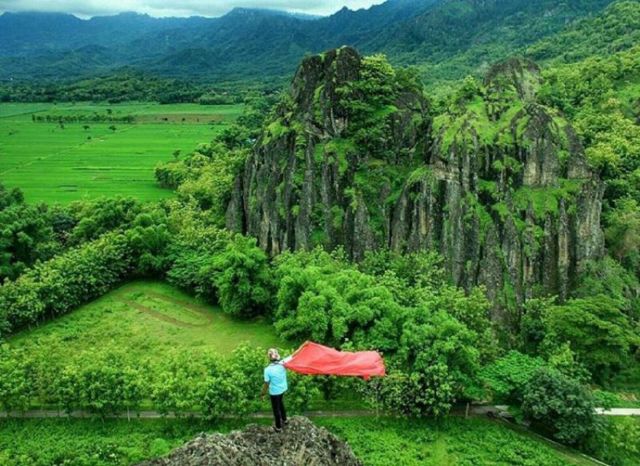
[226,48,604,321]
[290,46,362,135]
[484,57,542,102]
[136,416,362,466]
[227,47,429,258]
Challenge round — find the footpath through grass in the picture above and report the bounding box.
[0,416,605,466]
[0,102,242,203]
[7,280,284,367]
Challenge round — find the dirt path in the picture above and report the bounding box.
[2,406,636,419]
[113,288,214,328]
[117,298,209,329]
[0,409,376,419]
[145,290,214,318]
[595,408,640,416]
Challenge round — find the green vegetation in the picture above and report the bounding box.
[318,417,600,466]
[1,3,640,464]
[0,102,242,203]
[7,281,282,363]
[588,417,640,466]
[0,418,259,466]
[0,71,248,105]
[0,415,604,466]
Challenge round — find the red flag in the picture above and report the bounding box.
[284,341,385,379]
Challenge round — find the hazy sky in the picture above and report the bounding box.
[0,0,385,17]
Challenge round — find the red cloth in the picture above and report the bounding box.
[284,341,385,379]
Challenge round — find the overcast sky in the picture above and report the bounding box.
[0,0,385,17]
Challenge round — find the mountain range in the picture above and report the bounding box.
[0,0,628,84]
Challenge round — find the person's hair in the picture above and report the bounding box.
[267,348,280,361]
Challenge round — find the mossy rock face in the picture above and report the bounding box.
[228,47,429,259]
[226,48,604,320]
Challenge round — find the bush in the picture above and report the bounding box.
[0,347,33,412]
[377,365,455,418]
[166,226,232,299]
[542,295,638,382]
[0,232,135,336]
[209,234,273,317]
[586,417,640,466]
[522,368,597,445]
[481,351,545,403]
[0,345,321,419]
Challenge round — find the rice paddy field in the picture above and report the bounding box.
[0,102,243,203]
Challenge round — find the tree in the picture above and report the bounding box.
[399,309,480,403]
[274,250,403,350]
[0,199,60,282]
[542,295,638,381]
[208,234,273,317]
[522,368,597,445]
[481,351,545,403]
[606,198,640,278]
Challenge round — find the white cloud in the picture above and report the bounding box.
[0,0,384,17]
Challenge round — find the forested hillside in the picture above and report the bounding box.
[0,0,622,84]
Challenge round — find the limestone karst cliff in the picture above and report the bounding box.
[226,47,604,316]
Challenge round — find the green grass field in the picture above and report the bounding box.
[7,280,284,366]
[0,102,243,203]
[0,416,604,466]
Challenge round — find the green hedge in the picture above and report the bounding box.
[0,233,135,337]
[0,345,318,418]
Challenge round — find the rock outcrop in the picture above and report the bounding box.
[136,416,362,466]
[227,48,604,318]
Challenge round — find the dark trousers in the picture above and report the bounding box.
[269,393,287,428]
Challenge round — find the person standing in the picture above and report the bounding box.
[261,348,292,432]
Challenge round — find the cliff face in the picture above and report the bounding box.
[227,48,604,316]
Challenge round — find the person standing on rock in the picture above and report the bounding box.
[261,347,295,432]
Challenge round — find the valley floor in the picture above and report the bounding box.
[0,102,242,203]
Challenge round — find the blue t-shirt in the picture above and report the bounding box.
[264,358,290,396]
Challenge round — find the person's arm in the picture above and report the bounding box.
[282,341,308,364]
[261,367,270,400]
[260,382,269,400]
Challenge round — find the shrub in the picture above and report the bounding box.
[209,234,273,317]
[0,232,135,336]
[481,351,545,403]
[522,368,597,445]
[0,347,33,412]
[377,365,455,418]
[542,295,638,382]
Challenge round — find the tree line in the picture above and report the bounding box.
[31,114,135,124]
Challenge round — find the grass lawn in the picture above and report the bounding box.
[0,416,604,466]
[7,280,285,367]
[0,102,243,203]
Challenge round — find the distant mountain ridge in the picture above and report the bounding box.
[0,0,625,83]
